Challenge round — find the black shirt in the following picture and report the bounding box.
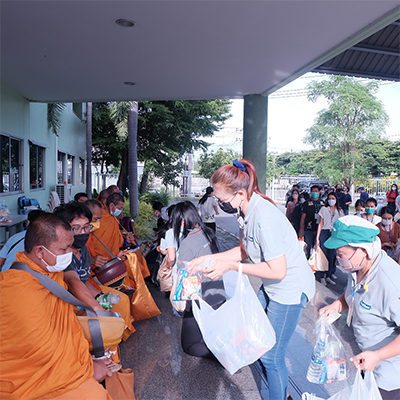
[65,246,92,284]
[301,199,323,231]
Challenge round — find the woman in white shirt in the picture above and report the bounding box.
[315,192,344,286]
[197,186,219,231]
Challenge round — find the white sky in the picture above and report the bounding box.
[204,72,400,156]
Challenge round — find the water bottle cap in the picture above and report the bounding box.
[317,340,325,347]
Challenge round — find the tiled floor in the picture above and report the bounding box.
[121,228,361,400]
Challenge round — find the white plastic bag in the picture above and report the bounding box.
[302,368,382,400]
[192,263,276,374]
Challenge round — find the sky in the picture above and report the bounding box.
[203,72,400,156]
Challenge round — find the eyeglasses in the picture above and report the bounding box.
[213,192,237,205]
[71,224,93,234]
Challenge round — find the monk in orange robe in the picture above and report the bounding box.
[0,213,112,400]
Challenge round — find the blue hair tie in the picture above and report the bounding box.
[233,159,245,172]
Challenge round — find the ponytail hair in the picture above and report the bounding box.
[211,158,276,206]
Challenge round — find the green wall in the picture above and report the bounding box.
[0,82,87,240]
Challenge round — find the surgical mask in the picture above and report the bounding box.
[219,201,238,214]
[328,199,336,206]
[72,233,90,249]
[382,219,392,226]
[300,198,306,204]
[392,186,396,191]
[365,207,375,215]
[311,192,319,199]
[91,221,101,232]
[337,249,365,272]
[111,208,123,217]
[41,246,73,272]
[154,211,160,218]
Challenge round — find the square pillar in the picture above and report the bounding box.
[243,94,268,193]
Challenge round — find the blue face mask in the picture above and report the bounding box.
[111,207,123,217]
[311,192,319,200]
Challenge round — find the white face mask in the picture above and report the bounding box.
[382,219,392,226]
[328,199,336,206]
[41,246,73,272]
[300,198,306,203]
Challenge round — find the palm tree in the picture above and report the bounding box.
[47,103,66,136]
[110,101,139,218]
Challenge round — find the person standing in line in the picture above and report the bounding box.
[386,184,399,215]
[319,216,400,400]
[361,197,382,225]
[197,186,219,232]
[354,199,366,216]
[286,189,300,225]
[189,159,315,400]
[291,192,309,238]
[315,192,344,286]
[377,207,400,258]
[359,186,369,202]
[299,185,324,259]
[341,185,352,215]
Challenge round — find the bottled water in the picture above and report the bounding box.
[307,340,327,383]
[96,293,120,309]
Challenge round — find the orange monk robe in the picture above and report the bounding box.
[92,210,150,279]
[84,236,135,340]
[0,252,110,400]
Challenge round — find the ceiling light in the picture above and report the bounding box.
[124,82,136,86]
[116,19,135,27]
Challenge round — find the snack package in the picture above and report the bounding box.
[181,276,202,299]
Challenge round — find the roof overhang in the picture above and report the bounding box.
[1,1,399,103]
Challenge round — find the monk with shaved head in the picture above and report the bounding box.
[0,213,112,399]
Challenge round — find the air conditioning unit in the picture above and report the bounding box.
[55,184,72,204]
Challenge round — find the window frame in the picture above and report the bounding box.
[0,133,23,196]
[67,154,75,185]
[29,142,46,191]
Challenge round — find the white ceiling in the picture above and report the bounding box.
[1,1,399,103]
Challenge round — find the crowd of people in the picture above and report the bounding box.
[1,172,399,400]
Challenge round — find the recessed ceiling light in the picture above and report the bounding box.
[116,19,135,27]
[124,82,136,86]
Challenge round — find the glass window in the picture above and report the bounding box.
[67,154,75,184]
[57,151,66,184]
[79,158,85,184]
[29,143,45,190]
[1,134,22,193]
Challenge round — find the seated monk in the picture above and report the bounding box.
[54,202,135,341]
[98,189,109,210]
[0,213,112,400]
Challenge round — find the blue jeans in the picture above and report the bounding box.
[304,230,317,259]
[258,288,307,400]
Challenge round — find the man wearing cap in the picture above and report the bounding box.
[359,187,369,202]
[320,215,400,400]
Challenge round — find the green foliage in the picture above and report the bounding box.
[47,103,66,136]
[139,190,169,207]
[303,76,389,186]
[198,148,242,180]
[134,201,157,239]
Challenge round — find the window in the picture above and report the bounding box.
[30,143,45,190]
[79,158,85,184]
[1,134,22,194]
[57,151,66,184]
[67,154,75,185]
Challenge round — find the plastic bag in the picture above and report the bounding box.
[309,247,316,272]
[307,313,348,384]
[192,263,276,375]
[314,246,329,272]
[302,369,381,400]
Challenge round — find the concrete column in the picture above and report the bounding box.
[243,94,268,194]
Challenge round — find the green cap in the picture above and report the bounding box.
[324,215,379,249]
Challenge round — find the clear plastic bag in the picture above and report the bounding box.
[192,263,276,374]
[307,313,348,384]
[302,369,382,400]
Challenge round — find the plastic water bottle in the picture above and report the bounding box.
[307,340,327,383]
[96,293,120,309]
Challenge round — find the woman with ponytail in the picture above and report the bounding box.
[190,159,315,400]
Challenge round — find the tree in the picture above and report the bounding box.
[303,75,389,186]
[198,148,241,180]
[47,103,66,136]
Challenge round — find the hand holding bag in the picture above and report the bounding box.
[192,263,276,374]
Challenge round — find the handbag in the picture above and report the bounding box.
[157,256,172,292]
[169,269,187,312]
[314,246,329,272]
[192,263,276,374]
[11,262,125,358]
[105,368,136,400]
